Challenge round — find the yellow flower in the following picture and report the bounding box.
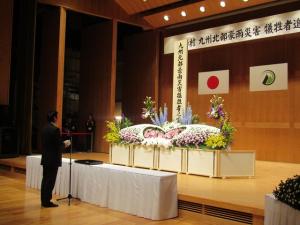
[205,134,226,149]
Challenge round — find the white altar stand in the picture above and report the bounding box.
[26,155,178,220]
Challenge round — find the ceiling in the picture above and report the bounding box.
[114,0,282,29]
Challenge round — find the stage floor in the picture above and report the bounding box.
[1,152,299,217]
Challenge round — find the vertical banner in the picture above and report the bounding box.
[172,40,188,121]
[250,63,288,92]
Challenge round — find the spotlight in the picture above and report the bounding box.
[199,6,205,12]
[181,11,187,17]
[163,15,169,21]
[220,1,226,7]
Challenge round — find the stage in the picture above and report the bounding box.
[1,152,299,224]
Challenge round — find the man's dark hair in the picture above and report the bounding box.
[47,110,58,123]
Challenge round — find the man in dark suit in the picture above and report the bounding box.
[41,110,70,208]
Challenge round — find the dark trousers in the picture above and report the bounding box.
[85,133,93,151]
[41,166,58,205]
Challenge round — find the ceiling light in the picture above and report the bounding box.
[181,11,187,17]
[199,6,205,12]
[163,15,169,21]
[243,0,249,2]
[220,1,226,7]
[142,0,147,2]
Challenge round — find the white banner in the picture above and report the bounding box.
[250,63,288,92]
[172,40,188,121]
[198,70,229,95]
[164,10,300,54]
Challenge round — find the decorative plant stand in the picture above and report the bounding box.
[110,144,131,166]
[158,147,183,173]
[110,144,255,178]
[187,149,255,178]
[132,145,156,169]
[216,151,255,178]
[187,150,215,177]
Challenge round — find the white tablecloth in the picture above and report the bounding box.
[26,156,74,196]
[264,194,300,225]
[26,155,178,220]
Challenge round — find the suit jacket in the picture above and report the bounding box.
[41,123,64,167]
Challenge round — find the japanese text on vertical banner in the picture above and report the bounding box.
[172,40,187,121]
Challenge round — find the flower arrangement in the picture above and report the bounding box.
[172,129,208,148]
[171,125,219,148]
[204,134,226,149]
[141,125,186,148]
[119,129,143,144]
[206,95,235,149]
[164,127,185,139]
[103,115,133,144]
[103,121,121,143]
[180,104,193,125]
[143,127,165,138]
[207,95,225,120]
[105,95,235,151]
[162,121,182,132]
[142,96,200,127]
[141,137,172,148]
[141,96,168,126]
[273,175,300,210]
[119,125,144,144]
[116,123,219,148]
[141,96,156,119]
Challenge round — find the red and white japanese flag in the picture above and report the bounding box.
[198,70,229,95]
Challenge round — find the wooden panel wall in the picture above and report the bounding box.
[80,21,116,153]
[37,7,66,149]
[122,31,160,124]
[38,0,150,29]
[0,0,13,105]
[160,33,300,163]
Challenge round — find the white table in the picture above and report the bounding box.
[264,194,300,225]
[26,156,74,197]
[26,155,178,220]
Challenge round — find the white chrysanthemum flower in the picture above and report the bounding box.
[142,137,172,148]
[162,121,183,132]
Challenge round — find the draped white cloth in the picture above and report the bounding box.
[26,155,178,220]
[264,194,300,225]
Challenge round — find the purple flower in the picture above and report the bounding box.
[171,130,209,147]
[120,129,142,144]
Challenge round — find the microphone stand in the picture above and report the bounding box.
[57,133,78,206]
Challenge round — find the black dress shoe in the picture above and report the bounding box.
[42,202,59,208]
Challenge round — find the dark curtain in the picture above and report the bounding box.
[10,0,37,155]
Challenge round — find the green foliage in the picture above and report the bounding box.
[273,175,300,210]
[117,117,133,130]
[207,95,236,147]
[191,114,200,124]
[205,134,226,149]
[221,120,236,146]
[142,96,156,119]
[103,116,133,143]
[144,96,155,111]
